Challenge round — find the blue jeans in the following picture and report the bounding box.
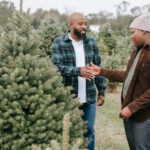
[80,103,96,150]
[124,118,150,150]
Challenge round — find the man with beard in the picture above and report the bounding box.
[87,13,150,150]
[52,12,106,150]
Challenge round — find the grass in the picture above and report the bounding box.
[95,90,129,150]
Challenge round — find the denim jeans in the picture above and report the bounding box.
[124,118,150,150]
[80,103,96,150]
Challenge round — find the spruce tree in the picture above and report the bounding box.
[38,15,64,57]
[98,26,120,91]
[0,12,85,150]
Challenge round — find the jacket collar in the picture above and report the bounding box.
[136,44,150,51]
[143,44,150,50]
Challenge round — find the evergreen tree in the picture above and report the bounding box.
[0,0,15,27]
[38,15,66,57]
[98,26,119,91]
[0,12,85,150]
[99,26,117,55]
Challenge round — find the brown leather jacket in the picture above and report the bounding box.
[101,45,150,122]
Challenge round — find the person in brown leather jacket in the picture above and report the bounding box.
[88,13,150,150]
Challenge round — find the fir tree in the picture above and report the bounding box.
[32,113,87,150]
[38,15,64,57]
[98,26,119,91]
[0,12,85,150]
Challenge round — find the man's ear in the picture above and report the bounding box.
[70,20,74,25]
[69,21,74,28]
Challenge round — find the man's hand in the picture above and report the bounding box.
[87,64,101,76]
[80,66,95,80]
[119,107,133,119]
[97,96,104,106]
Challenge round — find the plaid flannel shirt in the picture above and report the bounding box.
[52,32,106,104]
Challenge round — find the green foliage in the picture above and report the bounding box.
[98,26,131,91]
[98,27,119,91]
[110,15,134,36]
[0,12,85,150]
[32,139,86,150]
[97,37,108,56]
[114,35,131,66]
[0,12,41,61]
[99,26,117,55]
[31,9,48,29]
[0,25,3,38]
[103,51,122,91]
[38,15,64,57]
[31,114,87,150]
[0,1,15,27]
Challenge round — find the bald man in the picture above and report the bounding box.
[52,12,106,150]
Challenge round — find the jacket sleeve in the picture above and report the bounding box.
[127,89,150,113]
[93,40,106,96]
[52,40,80,76]
[101,68,126,82]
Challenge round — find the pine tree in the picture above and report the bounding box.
[38,15,64,57]
[98,26,119,91]
[99,26,117,55]
[0,12,85,150]
[32,113,87,150]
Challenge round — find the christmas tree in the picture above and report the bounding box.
[38,14,65,57]
[0,12,85,150]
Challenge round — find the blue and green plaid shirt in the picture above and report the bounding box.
[52,32,106,104]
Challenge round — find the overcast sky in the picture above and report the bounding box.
[8,0,150,15]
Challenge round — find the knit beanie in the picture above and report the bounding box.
[130,13,150,32]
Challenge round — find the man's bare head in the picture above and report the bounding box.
[68,12,87,40]
[68,12,86,26]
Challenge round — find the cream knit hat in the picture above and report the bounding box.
[130,13,150,32]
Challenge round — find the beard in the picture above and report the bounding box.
[131,40,144,50]
[74,28,86,39]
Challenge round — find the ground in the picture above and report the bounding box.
[95,89,129,150]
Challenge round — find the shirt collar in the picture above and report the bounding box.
[68,33,83,44]
[63,30,89,43]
